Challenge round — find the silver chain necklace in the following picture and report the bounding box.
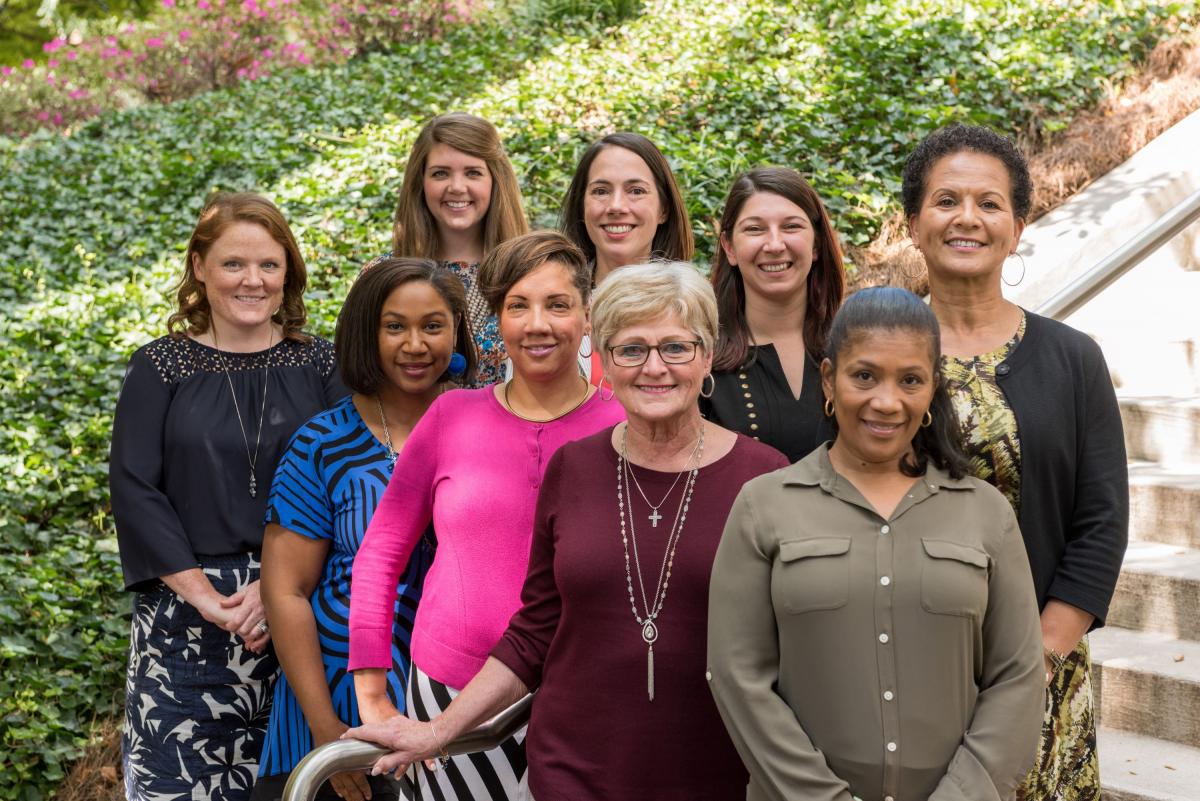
[623,429,705,527]
[375,394,397,470]
[211,326,273,497]
[617,422,704,701]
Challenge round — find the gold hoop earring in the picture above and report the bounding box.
[824,398,835,418]
[922,410,933,428]
[1003,252,1027,287]
[901,241,926,283]
[700,374,715,399]
[598,376,614,401]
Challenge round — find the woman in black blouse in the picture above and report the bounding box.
[110,192,347,801]
[703,168,845,462]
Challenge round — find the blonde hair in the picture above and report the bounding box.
[590,261,717,356]
[392,113,528,259]
[169,192,309,342]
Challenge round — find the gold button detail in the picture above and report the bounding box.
[750,423,759,430]
[743,392,752,398]
[740,383,749,389]
[738,373,747,379]
[745,402,755,409]
[748,412,757,419]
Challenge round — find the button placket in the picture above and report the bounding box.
[874,515,901,797]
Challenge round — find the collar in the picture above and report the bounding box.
[780,442,976,492]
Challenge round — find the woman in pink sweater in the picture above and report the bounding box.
[349,231,624,800]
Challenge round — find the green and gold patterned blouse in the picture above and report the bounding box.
[941,312,1026,513]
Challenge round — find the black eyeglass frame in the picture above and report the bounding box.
[605,340,704,367]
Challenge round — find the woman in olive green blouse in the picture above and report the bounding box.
[707,287,1044,801]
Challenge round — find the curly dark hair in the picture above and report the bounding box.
[901,123,1033,221]
[823,286,969,480]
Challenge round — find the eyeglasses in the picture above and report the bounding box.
[607,340,703,367]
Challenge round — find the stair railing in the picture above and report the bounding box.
[281,693,534,801]
[1037,187,1200,320]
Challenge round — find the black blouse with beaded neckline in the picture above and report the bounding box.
[109,335,349,591]
[700,344,831,463]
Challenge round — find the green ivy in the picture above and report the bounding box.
[0,0,1195,796]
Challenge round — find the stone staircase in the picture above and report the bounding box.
[1089,399,1200,801]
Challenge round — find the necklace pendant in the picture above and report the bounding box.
[387,451,398,471]
[647,644,655,702]
[249,474,257,498]
[648,508,662,527]
[642,619,658,645]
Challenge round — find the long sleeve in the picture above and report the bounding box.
[110,349,198,590]
[1047,341,1128,627]
[928,514,1045,801]
[348,396,442,671]
[707,488,856,801]
[489,450,565,689]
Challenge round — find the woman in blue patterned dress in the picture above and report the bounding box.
[374,112,528,388]
[250,258,477,800]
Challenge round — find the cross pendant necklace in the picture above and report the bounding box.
[647,508,663,527]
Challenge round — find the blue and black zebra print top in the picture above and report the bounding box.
[258,395,434,776]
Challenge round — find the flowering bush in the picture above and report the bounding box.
[0,0,474,137]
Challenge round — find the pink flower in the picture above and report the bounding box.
[69,88,87,99]
[181,56,191,65]
[162,0,175,6]
[48,59,59,68]
[46,74,55,84]
[53,113,62,124]
[146,37,165,49]
[237,67,247,77]
[1,66,11,75]
[66,52,78,61]
[389,7,399,16]
[198,0,210,8]
[22,59,34,69]
[37,111,49,121]
[179,29,193,42]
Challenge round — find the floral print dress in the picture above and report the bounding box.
[942,312,1100,801]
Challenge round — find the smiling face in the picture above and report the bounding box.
[377,280,456,396]
[908,150,1025,286]
[822,328,937,471]
[583,145,667,277]
[423,143,493,244]
[604,312,712,427]
[721,190,817,305]
[192,221,287,341]
[499,260,588,384]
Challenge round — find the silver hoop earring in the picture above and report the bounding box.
[579,334,593,359]
[700,373,716,399]
[1003,252,1027,287]
[598,376,615,401]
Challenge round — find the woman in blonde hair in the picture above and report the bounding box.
[110,192,347,799]
[381,112,529,387]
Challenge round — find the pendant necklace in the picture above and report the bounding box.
[211,325,273,498]
[617,422,704,701]
[376,395,398,471]
[624,429,704,527]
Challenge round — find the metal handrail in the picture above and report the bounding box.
[281,693,534,801]
[1037,187,1200,320]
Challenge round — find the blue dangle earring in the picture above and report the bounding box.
[447,351,467,377]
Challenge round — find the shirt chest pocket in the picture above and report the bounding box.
[921,538,990,618]
[775,538,851,615]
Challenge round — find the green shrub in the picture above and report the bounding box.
[0,0,1195,796]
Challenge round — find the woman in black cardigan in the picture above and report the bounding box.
[903,123,1127,801]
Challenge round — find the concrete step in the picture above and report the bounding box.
[1108,541,1200,641]
[1120,396,1200,467]
[1091,626,1200,749]
[1129,461,1200,549]
[1099,727,1200,801]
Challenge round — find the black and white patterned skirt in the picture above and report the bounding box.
[403,663,530,801]
[123,554,277,801]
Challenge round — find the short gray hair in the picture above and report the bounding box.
[590,261,718,356]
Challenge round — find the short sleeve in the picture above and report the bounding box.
[109,347,199,590]
[265,421,334,542]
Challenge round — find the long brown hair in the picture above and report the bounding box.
[711,168,844,371]
[557,132,693,276]
[392,112,528,260]
[168,192,309,342]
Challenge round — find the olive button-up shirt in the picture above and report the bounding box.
[707,445,1044,801]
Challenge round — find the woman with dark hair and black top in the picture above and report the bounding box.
[703,168,845,462]
[708,287,1045,801]
[903,123,1127,801]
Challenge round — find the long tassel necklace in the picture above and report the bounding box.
[617,423,704,701]
[211,325,273,497]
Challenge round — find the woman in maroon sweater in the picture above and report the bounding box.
[347,261,787,799]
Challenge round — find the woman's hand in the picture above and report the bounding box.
[220,580,271,654]
[312,720,374,801]
[343,715,441,777]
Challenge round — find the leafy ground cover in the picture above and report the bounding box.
[1,0,1197,796]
